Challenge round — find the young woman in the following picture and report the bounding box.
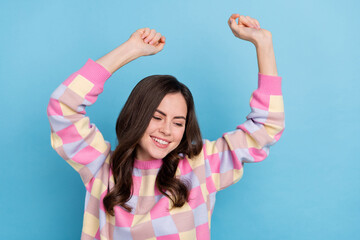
[47,13,285,240]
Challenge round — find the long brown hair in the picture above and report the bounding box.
[103,75,203,215]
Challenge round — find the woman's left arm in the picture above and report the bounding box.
[204,14,285,192]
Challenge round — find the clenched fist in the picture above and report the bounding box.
[228,14,272,47]
[127,28,166,57]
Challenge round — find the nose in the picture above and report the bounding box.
[159,121,171,136]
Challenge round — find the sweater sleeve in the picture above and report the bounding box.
[47,59,112,187]
[204,73,285,192]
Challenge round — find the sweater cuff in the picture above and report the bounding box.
[257,73,282,95]
[77,58,112,90]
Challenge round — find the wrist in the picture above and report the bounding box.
[122,40,143,59]
[253,30,273,49]
[96,42,141,74]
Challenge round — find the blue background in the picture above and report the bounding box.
[1,0,359,239]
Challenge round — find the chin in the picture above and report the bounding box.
[149,151,169,160]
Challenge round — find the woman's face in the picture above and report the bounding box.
[136,92,187,161]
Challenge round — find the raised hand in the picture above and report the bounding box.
[228,14,272,47]
[127,28,166,57]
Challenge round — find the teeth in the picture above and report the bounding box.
[152,137,169,145]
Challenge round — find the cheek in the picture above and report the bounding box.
[174,128,186,143]
[144,120,158,135]
[138,134,148,149]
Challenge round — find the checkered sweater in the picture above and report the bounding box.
[47,59,285,240]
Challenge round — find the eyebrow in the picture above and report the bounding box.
[155,109,186,120]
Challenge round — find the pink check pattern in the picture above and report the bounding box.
[47,59,285,240]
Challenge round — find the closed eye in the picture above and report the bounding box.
[175,123,184,127]
[152,116,161,120]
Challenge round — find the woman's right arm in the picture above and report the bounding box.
[47,28,166,187]
[47,59,114,188]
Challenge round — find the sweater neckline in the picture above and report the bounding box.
[134,158,163,169]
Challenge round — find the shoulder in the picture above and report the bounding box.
[176,150,206,176]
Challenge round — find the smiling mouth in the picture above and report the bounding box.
[151,136,170,148]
